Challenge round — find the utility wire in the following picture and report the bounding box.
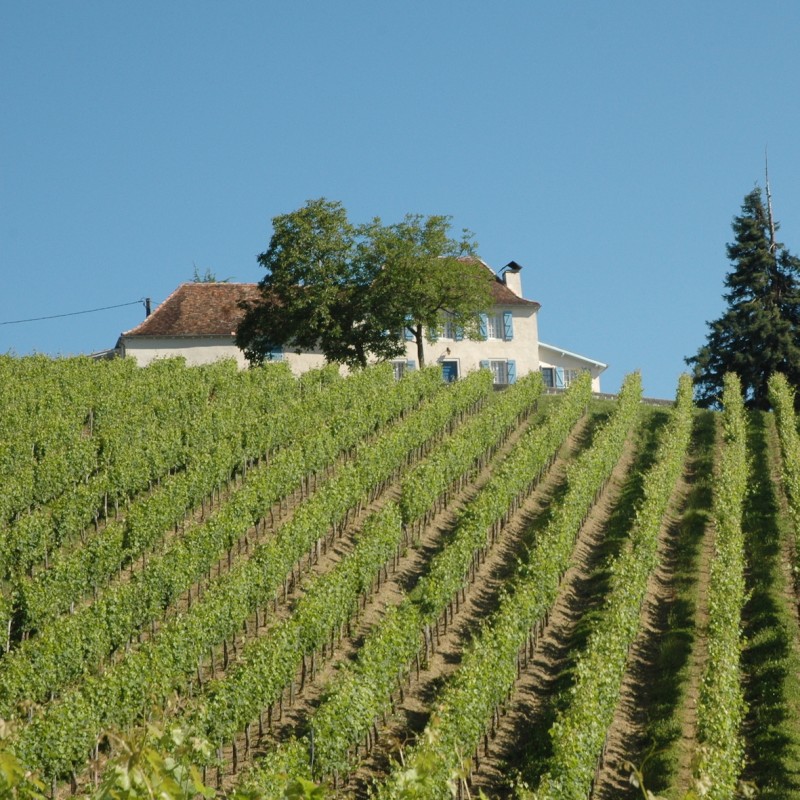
[0,299,146,326]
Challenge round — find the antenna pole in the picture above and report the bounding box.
[765,148,777,254]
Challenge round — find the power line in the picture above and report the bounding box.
[0,299,147,326]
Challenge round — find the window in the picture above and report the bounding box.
[490,360,507,385]
[563,368,582,387]
[441,360,459,383]
[482,359,516,385]
[393,360,416,380]
[540,367,586,389]
[440,312,456,340]
[481,311,513,340]
[486,314,503,340]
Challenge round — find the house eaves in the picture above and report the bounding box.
[539,341,608,370]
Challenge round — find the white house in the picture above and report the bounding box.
[117,261,607,391]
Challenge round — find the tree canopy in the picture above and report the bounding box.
[236,199,494,369]
[686,186,800,409]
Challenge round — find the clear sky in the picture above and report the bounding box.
[3,2,800,399]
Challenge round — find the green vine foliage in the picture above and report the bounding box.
[0,358,299,643]
[9,369,490,782]
[0,364,438,719]
[768,372,800,534]
[531,374,693,799]
[693,372,748,798]
[307,373,595,783]
[195,372,546,785]
[377,372,643,799]
[192,503,404,748]
[0,366,765,799]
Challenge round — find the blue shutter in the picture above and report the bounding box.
[555,367,565,388]
[455,326,464,341]
[479,359,490,371]
[479,313,488,340]
[404,315,414,341]
[507,360,516,384]
[503,311,514,341]
[429,323,438,343]
[406,359,416,371]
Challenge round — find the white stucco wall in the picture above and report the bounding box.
[120,336,329,375]
[401,306,539,383]
[121,336,249,368]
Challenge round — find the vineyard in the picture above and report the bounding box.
[2,355,800,800]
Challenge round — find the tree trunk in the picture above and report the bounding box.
[415,325,425,368]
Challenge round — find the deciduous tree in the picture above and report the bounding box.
[367,214,493,367]
[236,200,493,369]
[236,199,402,369]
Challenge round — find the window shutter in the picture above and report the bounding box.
[503,311,514,341]
[479,313,488,340]
[555,367,565,388]
[406,360,416,371]
[429,324,438,343]
[507,360,516,384]
[479,359,490,371]
[404,316,414,341]
[268,344,283,361]
[455,326,464,341]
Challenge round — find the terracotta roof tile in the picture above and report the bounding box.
[123,283,261,337]
[489,277,540,307]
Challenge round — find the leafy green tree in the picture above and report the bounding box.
[366,214,493,367]
[236,200,493,369]
[237,199,403,369]
[686,187,800,409]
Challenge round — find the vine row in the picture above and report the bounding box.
[10,369,491,781]
[305,372,596,783]
[375,371,643,799]
[0,365,442,717]
[692,373,748,797]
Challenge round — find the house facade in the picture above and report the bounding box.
[117,262,607,391]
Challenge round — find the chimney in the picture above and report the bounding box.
[144,297,152,317]
[502,261,523,297]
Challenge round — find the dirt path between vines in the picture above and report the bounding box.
[70,397,507,795]
[212,405,548,789]
[590,462,693,798]
[463,423,642,798]
[671,417,719,795]
[345,414,597,798]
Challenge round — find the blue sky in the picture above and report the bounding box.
[3,2,800,399]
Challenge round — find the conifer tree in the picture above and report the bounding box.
[686,187,800,409]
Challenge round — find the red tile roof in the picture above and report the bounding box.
[489,277,540,307]
[123,271,539,338]
[122,283,261,337]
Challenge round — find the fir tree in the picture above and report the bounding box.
[686,187,800,409]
